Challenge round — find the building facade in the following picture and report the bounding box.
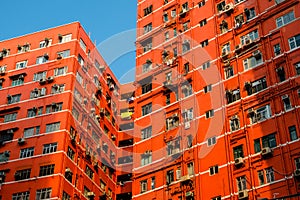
[0,22,121,200]
[133,0,300,199]
[1,0,300,199]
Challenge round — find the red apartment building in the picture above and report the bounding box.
[0,22,123,200]
[1,0,300,199]
[133,0,300,199]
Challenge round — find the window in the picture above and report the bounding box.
[273,44,281,56]
[46,102,63,113]
[230,115,240,131]
[241,29,259,45]
[217,1,225,12]
[182,84,192,97]
[249,104,272,124]
[166,170,174,184]
[204,84,212,93]
[187,162,194,175]
[233,145,244,159]
[183,21,190,31]
[16,60,27,69]
[254,133,277,151]
[206,110,214,118]
[227,89,241,104]
[85,165,94,179]
[4,112,17,122]
[163,12,169,22]
[276,11,295,28]
[11,76,24,86]
[289,125,298,141]
[199,19,207,27]
[265,167,275,183]
[7,94,21,104]
[166,93,171,105]
[243,51,263,70]
[295,157,300,169]
[141,38,152,53]
[170,30,177,40]
[225,66,234,79]
[27,108,37,118]
[12,191,30,200]
[140,180,147,193]
[141,126,152,140]
[165,32,170,41]
[295,62,300,75]
[198,0,205,7]
[166,115,179,131]
[67,147,75,160]
[36,188,52,200]
[36,55,48,64]
[258,170,265,185]
[78,54,84,67]
[143,5,153,16]
[54,66,67,76]
[51,84,65,94]
[142,61,152,73]
[202,61,210,70]
[143,23,152,34]
[288,34,300,50]
[17,44,30,53]
[245,77,267,95]
[167,137,180,155]
[62,191,71,200]
[276,66,286,82]
[45,122,60,133]
[209,165,219,175]
[15,168,31,180]
[151,177,155,190]
[282,94,292,111]
[201,39,209,47]
[39,38,52,48]
[141,151,152,166]
[235,14,244,28]
[236,176,247,191]
[183,108,193,122]
[142,103,152,116]
[20,147,34,158]
[39,164,55,176]
[245,7,256,20]
[57,49,70,58]
[211,196,221,200]
[24,126,40,138]
[58,34,72,43]
[207,136,217,146]
[79,39,86,52]
[171,9,176,18]
[34,71,47,81]
[43,143,58,154]
[182,40,190,53]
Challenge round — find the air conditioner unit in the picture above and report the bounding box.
[87,192,95,197]
[224,3,234,12]
[83,98,88,104]
[261,147,272,156]
[234,157,244,166]
[252,50,261,59]
[111,135,116,140]
[39,77,47,84]
[238,190,248,199]
[181,175,191,181]
[145,150,151,155]
[282,94,289,99]
[244,37,252,45]
[100,108,105,115]
[47,76,54,82]
[65,168,72,173]
[109,84,115,91]
[185,122,191,129]
[186,191,194,197]
[294,169,300,177]
[7,129,13,134]
[96,115,101,120]
[18,138,26,145]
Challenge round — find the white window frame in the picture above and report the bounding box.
[276,11,295,28]
[16,60,27,69]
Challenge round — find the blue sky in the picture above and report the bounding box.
[0,0,137,83]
